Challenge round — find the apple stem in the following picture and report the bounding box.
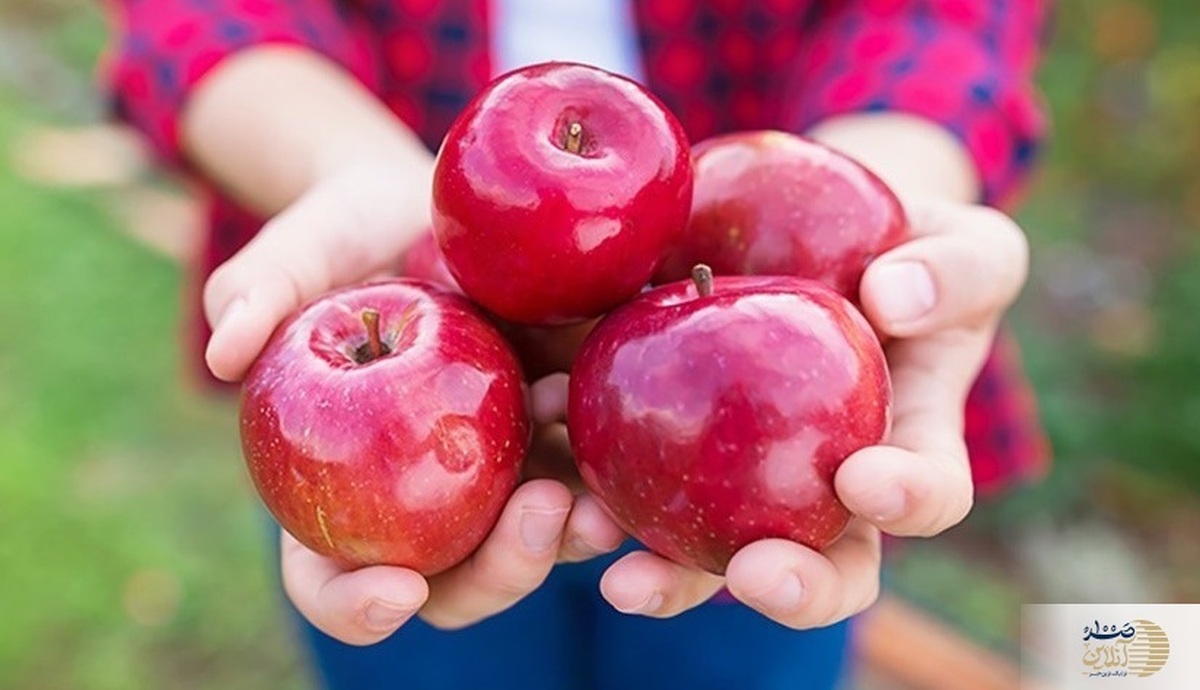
[564,122,583,155]
[692,264,714,298]
[362,309,385,360]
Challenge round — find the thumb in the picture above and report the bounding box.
[204,169,428,381]
[859,202,1028,338]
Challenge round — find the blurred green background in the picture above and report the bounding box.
[2,1,1198,688]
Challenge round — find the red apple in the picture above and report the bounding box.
[240,280,529,575]
[569,267,891,574]
[397,228,461,293]
[432,61,693,325]
[656,131,908,304]
[396,230,592,377]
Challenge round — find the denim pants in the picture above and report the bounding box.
[282,540,853,690]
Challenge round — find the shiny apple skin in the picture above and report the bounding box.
[240,280,529,575]
[569,275,891,574]
[432,62,693,325]
[397,229,462,293]
[656,131,908,304]
[397,230,593,378]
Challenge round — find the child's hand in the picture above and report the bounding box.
[202,160,432,382]
[594,198,1029,628]
[281,477,624,644]
[277,382,625,645]
[203,162,626,644]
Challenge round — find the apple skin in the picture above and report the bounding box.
[432,61,693,325]
[397,229,593,378]
[240,280,529,575]
[397,228,461,293]
[569,273,891,575]
[656,131,908,304]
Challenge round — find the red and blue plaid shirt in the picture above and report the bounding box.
[102,0,1051,495]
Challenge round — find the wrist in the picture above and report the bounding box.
[316,155,436,252]
[806,113,981,206]
[181,45,432,219]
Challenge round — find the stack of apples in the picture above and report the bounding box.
[240,63,904,577]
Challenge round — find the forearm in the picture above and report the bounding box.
[180,45,433,220]
[807,113,981,205]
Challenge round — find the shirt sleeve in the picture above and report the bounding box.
[784,0,1050,207]
[100,0,373,164]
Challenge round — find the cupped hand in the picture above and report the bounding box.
[282,477,624,644]
[595,197,1029,628]
[208,163,626,644]
[203,160,433,382]
[278,380,625,646]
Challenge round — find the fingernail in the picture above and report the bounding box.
[870,261,936,325]
[865,488,907,523]
[364,600,415,632]
[520,507,568,553]
[752,574,805,612]
[619,590,664,615]
[212,295,247,333]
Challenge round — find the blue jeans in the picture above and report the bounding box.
[284,544,853,690]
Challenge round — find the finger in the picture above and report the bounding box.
[203,172,423,381]
[860,202,1028,338]
[557,492,626,563]
[419,479,572,630]
[724,521,882,629]
[529,372,570,425]
[598,550,725,618]
[521,422,581,489]
[836,331,991,536]
[280,530,429,646]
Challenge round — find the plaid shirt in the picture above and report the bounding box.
[102,0,1050,495]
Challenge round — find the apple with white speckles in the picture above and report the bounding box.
[239,280,529,575]
[655,131,908,305]
[569,266,891,574]
[433,61,693,325]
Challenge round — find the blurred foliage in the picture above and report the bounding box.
[0,97,309,688]
[1004,0,1200,509]
[2,0,1200,686]
[0,5,309,689]
[890,0,1200,642]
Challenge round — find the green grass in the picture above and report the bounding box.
[0,93,307,689]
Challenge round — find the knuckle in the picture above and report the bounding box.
[977,208,1030,299]
[851,576,882,617]
[913,463,974,535]
[941,487,975,531]
[658,587,705,618]
[470,552,548,601]
[202,262,239,314]
[485,570,543,601]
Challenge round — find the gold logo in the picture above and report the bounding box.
[1081,619,1170,678]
